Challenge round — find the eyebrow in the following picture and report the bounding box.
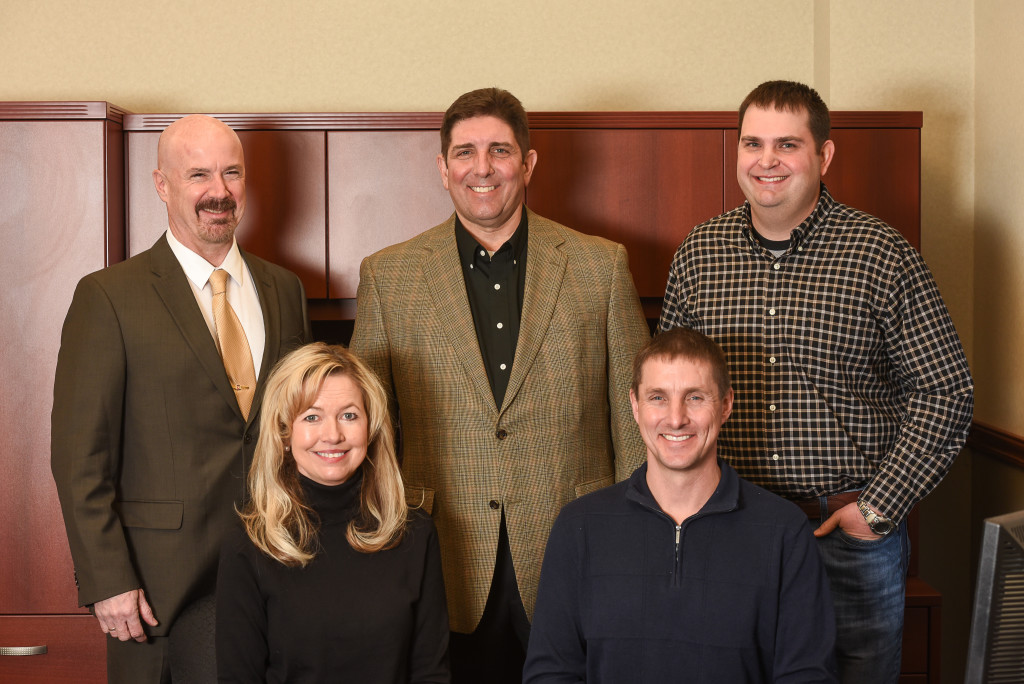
[740,134,804,144]
[450,141,516,152]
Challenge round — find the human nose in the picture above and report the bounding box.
[320,419,341,443]
[758,147,778,168]
[208,172,229,197]
[472,151,493,177]
[667,400,688,428]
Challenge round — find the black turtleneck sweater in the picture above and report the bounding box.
[216,471,450,683]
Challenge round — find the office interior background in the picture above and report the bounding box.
[3,1,1022,680]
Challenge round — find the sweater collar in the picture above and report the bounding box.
[298,468,363,523]
[626,459,741,520]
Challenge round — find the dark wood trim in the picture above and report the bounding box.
[0,102,128,123]
[122,110,923,132]
[967,421,1024,469]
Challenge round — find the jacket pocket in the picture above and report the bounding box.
[115,500,184,530]
[574,474,614,498]
[404,485,435,513]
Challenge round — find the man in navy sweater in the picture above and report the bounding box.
[524,328,838,683]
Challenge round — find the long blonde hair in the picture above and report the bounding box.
[241,343,406,566]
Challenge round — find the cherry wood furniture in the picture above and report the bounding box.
[2,103,935,682]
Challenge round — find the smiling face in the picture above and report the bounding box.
[153,115,246,265]
[289,373,368,487]
[630,355,733,480]
[736,105,834,239]
[437,115,537,245]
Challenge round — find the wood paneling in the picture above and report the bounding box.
[527,129,724,298]
[0,616,105,683]
[967,421,1024,470]
[125,130,329,296]
[327,131,452,299]
[0,120,112,615]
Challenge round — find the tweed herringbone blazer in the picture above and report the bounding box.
[51,234,310,637]
[350,209,650,632]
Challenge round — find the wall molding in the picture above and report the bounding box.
[968,421,1024,469]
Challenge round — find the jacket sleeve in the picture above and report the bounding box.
[605,243,650,481]
[408,516,452,683]
[350,256,396,419]
[50,275,139,606]
[774,518,839,683]
[215,532,270,683]
[523,510,587,684]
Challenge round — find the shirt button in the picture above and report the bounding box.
[499,363,507,370]
[769,356,776,364]
[496,322,503,329]
[494,284,501,290]
[489,500,500,510]
[772,453,780,461]
[479,250,486,257]
[496,429,508,440]
[769,404,776,411]
[773,263,781,271]
[768,308,776,316]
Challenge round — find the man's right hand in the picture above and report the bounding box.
[93,588,159,642]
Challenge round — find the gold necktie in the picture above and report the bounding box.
[209,269,257,420]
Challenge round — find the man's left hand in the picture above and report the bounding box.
[813,502,878,540]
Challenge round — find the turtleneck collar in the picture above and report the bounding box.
[298,467,364,525]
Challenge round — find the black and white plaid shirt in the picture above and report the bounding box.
[658,185,973,523]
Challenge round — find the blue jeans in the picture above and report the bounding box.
[814,513,909,684]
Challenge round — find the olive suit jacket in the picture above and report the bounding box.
[51,234,310,637]
[350,209,650,633]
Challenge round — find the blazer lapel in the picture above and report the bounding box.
[244,252,280,428]
[501,211,567,412]
[147,235,244,421]
[421,220,498,414]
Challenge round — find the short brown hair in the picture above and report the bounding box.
[738,80,831,151]
[440,87,530,159]
[632,327,732,398]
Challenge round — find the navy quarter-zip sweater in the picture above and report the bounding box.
[524,460,837,683]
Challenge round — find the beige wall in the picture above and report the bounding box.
[976,1,1024,435]
[7,0,1022,680]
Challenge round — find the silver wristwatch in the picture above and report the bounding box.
[857,501,896,536]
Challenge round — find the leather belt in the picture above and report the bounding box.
[792,490,862,519]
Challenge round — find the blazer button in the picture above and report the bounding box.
[489,500,500,510]
[495,429,508,440]
[244,434,253,444]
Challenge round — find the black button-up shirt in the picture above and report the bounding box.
[454,209,529,408]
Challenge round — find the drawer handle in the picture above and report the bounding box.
[0,646,48,656]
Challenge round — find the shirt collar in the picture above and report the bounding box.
[165,228,247,290]
[454,207,530,266]
[741,183,836,252]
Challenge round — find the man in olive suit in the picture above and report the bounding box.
[351,87,650,683]
[51,114,310,683]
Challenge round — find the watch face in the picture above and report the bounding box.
[870,519,896,536]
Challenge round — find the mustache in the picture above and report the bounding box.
[196,198,237,213]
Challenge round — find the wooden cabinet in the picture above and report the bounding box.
[6,104,933,681]
[0,102,126,682]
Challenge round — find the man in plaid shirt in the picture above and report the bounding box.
[658,80,973,684]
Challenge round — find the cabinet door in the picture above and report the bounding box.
[126,130,329,296]
[0,119,112,680]
[327,130,453,302]
[526,129,725,300]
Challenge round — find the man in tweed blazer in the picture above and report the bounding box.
[350,88,649,683]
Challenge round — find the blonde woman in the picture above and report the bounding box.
[216,343,450,683]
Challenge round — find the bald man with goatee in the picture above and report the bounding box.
[52,114,310,683]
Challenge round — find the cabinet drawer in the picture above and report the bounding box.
[0,615,105,683]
